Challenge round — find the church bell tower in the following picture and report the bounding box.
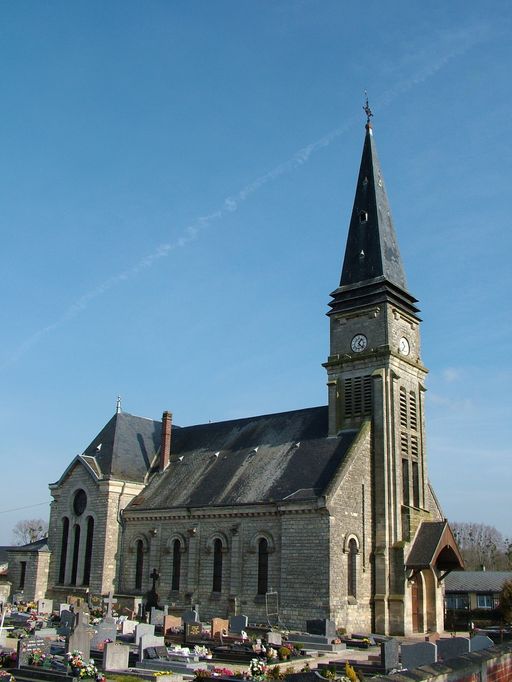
[324,103,431,634]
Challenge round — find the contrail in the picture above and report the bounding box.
[1,23,488,370]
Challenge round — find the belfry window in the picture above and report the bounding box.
[400,387,421,508]
[347,538,357,599]
[212,538,223,593]
[171,539,181,592]
[257,538,269,595]
[344,376,372,417]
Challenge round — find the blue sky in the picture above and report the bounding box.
[0,1,511,545]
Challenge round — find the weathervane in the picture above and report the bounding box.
[363,91,373,125]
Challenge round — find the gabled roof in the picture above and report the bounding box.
[445,571,512,593]
[406,520,464,573]
[127,406,358,512]
[51,412,162,485]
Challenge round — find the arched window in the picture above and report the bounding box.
[347,538,357,599]
[71,524,81,585]
[59,517,69,584]
[257,538,269,595]
[212,538,223,593]
[171,539,181,591]
[135,539,144,590]
[82,516,94,586]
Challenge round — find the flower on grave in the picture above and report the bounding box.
[249,658,267,678]
[65,650,102,679]
[154,673,173,677]
[0,671,16,682]
[28,647,47,665]
[194,645,210,657]
[0,651,17,668]
[212,667,234,677]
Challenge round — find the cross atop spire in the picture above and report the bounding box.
[363,91,373,128]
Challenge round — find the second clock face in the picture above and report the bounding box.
[351,334,368,353]
[399,336,410,355]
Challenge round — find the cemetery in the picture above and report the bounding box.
[0,593,508,682]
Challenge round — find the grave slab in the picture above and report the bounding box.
[91,620,118,650]
[401,641,437,670]
[212,617,229,639]
[470,635,494,652]
[437,636,470,662]
[229,614,248,634]
[182,609,199,624]
[103,641,130,671]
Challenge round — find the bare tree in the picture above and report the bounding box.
[12,518,48,545]
[451,522,509,570]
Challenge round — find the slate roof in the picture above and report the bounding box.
[444,571,512,593]
[127,406,358,511]
[340,124,407,290]
[329,124,420,318]
[406,520,464,572]
[52,412,162,485]
[6,538,49,553]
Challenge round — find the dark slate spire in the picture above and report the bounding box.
[329,113,419,318]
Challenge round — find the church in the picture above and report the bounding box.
[10,111,463,636]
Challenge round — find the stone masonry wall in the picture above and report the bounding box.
[7,549,50,602]
[120,505,331,629]
[326,421,373,634]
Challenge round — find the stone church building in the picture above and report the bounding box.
[27,116,463,635]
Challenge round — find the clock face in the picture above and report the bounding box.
[351,334,368,353]
[399,336,410,356]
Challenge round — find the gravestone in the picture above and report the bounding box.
[185,621,202,641]
[163,614,182,635]
[103,591,117,622]
[17,636,51,667]
[67,611,93,661]
[267,631,282,647]
[151,607,165,626]
[121,619,138,635]
[381,638,400,672]
[470,634,494,652]
[58,609,75,637]
[36,627,58,639]
[401,641,437,670]
[138,632,165,662]
[37,599,53,614]
[306,619,337,640]
[91,620,118,650]
[437,636,470,662]
[135,622,155,644]
[229,614,249,634]
[182,609,199,625]
[103,641,130,671]
[59,603,70,615]
[212,617,229,639]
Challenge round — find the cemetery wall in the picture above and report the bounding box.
[326,421,372,633]
[374,642,512,682]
